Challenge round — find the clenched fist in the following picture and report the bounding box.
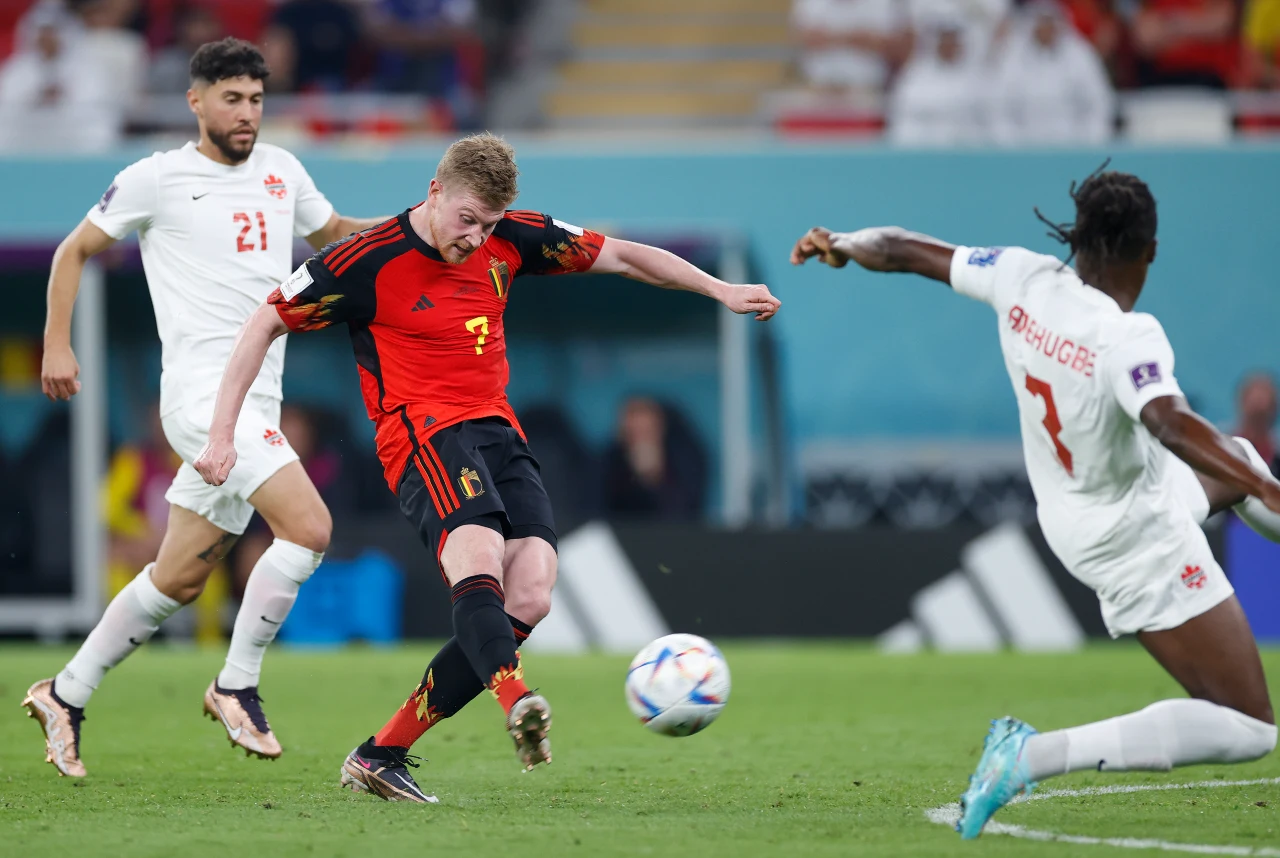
[193,436,238,486]
[42,342,82,400]
[721,283,781,321]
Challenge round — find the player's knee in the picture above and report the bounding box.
[156,574,206,605]
[280,507,331,554]
[505,589,552,626]
[149,559,211,605]
[1195,675,1275,727]
[442,523,505,583]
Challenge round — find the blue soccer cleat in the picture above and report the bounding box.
[955,716,1038,839]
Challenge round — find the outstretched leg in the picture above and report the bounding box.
[957,597,1276,839]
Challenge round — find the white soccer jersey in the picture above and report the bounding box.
[86,141,334,415]
[950,245,1195,569]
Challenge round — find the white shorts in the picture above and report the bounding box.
[161,395,299,535]
[1042,467,1232,638]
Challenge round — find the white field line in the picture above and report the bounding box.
[925,778,1280,856]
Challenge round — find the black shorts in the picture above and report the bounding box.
[397,418,557,573]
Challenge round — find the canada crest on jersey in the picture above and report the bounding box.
[488,257,512,299]
[263,174,288,200]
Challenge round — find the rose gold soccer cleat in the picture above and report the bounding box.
[508,693,552,772]
[202,679,282,759]
[22,678,87,778]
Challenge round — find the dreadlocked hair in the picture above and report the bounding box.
[1033,160,1157,267]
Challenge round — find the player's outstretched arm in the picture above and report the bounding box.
[193,303,290,486]
[790,226,956,285]
[1142,395,1280,515]
[43,219,117,400]
[305,212,395,250]
[592,238,780,320]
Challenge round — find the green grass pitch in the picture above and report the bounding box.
[1,643,1276,857]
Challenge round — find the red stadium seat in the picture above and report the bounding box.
[0,0,33,61]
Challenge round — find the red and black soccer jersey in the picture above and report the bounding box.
[268,207,605,489]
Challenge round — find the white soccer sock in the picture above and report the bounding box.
[55,564,182,708]
[1231,437,1280,542]
[218,539,323,690]
[1023,698,1277,781]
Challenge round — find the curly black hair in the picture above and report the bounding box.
[189,37,269,85]
[1034,160,1158,266]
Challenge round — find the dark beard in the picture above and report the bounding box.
[207,126,256,164]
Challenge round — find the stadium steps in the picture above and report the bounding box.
[572,21,787,50]
[584,0,788,13]
[543,1,795,129]
[558,59,789,88]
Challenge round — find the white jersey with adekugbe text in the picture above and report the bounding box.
[950,246,1191,569]
[86,141,334,415]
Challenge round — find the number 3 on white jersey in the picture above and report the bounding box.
[1025,373,1074,476]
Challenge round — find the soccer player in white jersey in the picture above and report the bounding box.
[22,38,388,777]
[791,166,1280,838]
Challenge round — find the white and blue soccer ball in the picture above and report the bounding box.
[625,633,730,737]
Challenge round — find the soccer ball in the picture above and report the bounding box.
[625,633,730,737]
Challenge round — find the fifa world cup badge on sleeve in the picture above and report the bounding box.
[98,183,119,213]
[1130,362,1161,390]
[967,247,1005,267]
[280,263,314,300]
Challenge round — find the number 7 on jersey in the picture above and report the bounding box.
[465,316,489,355]
[1025,373,1074,476]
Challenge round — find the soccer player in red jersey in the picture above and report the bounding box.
[194,133,781,802]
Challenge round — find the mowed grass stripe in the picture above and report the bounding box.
[0,643,1276,857]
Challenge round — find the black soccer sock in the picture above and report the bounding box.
[508,613,534,647]
[451,574,529,712]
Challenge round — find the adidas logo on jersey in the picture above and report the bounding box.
[411,295,434,312]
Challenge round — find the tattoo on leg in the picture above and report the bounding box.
[197,533,239,564]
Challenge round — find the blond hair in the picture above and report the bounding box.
[435,132,519,210]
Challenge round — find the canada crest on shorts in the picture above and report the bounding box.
[1181,564,1206,589]
[263,428,286,447]
[488,257,511,300]
[459,467,484,499]
[263,174,288,200]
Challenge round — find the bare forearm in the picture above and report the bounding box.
[210,304,288,441]
[336,215,392,235]
[45,239,89,346]
[609,241,726,302]
[308,213,394,249]
[832,227,956,283]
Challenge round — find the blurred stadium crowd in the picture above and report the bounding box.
[3,0,1280,147]
[787,0,1280,140]
[0,0,526,147]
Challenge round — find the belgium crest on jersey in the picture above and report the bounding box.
[488,257,512,299]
